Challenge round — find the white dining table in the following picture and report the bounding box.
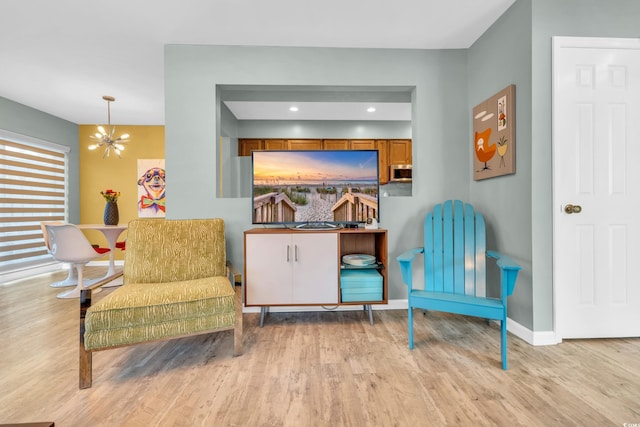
[77,224,127,285]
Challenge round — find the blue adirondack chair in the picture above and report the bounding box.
[397,200,521,369]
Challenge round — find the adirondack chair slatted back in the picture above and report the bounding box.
[424,200,486,297]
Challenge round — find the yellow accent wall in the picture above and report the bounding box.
[79,125,165,259]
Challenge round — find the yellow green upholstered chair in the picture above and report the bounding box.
[79,218,243,389]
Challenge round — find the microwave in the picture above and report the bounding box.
[389,164,412,182]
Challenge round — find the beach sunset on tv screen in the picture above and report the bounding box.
[252,150,379,225]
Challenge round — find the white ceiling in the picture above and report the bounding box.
[0,0,515,125]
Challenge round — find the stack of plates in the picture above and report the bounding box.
[342,254,376,266]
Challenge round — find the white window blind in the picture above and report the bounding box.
[0,138,68,275]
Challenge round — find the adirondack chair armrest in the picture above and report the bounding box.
[487,250,520,270]
[487,250,522,297]
[397,247,424,263]
[397,247,424,289]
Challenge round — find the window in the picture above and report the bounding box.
[0,136,69,277]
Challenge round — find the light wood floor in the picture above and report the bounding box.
[1,268,639,427]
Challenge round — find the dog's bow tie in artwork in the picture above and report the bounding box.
[140,196,166,212]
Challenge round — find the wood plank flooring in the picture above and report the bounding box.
[1,267,639,426]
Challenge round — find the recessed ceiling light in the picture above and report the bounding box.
[289,106,299,112]
[367,107,376,113]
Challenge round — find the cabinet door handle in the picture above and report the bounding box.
[287,244,290,262]
[295,245,299,262]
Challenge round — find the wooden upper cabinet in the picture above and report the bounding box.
[288,139,322,150]
[349,139,376,150]
[323,139,349,150]
[388,139,412,165]
[264,139,287,150]
[376,140,389,185]
[239,139,263,156]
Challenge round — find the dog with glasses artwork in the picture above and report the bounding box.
[137,166,166,217]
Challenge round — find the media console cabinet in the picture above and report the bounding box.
[244,227,388,326]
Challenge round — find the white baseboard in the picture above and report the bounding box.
[506,318,560,346]
[1,262,64,286]
[242,298,560,346]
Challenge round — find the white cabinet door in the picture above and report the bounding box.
[291,233,338,304]
[245,233,293,305]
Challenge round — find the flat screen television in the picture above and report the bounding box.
[251,150,379,228]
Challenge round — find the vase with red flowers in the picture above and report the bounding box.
[101,189,120,225]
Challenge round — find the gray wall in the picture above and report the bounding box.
[467,0,640,332]
[0,96,80,222]
[220,101,240,198]
[164,45,470,300]
[468,1,533,328]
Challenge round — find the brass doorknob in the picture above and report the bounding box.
[564,204,582,214]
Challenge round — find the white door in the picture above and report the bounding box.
[553,37,640,339]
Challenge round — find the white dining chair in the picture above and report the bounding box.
[45,224,108,299]
[41,221,77,288]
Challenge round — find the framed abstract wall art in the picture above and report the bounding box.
[472,85,516,180]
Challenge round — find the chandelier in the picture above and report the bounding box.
[88,96,130,158]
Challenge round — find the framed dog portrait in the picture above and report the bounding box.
[137,159,166,217]
[472,85,516,180]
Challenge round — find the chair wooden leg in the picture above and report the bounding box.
[408,305,414,350]
[233,285,243,356]
[501,319,508,370]
[79,288,93,389]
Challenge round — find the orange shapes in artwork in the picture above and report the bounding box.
[474,128,497,164]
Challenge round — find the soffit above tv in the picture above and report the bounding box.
[224,101,411,121]
[220,85,413,121]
